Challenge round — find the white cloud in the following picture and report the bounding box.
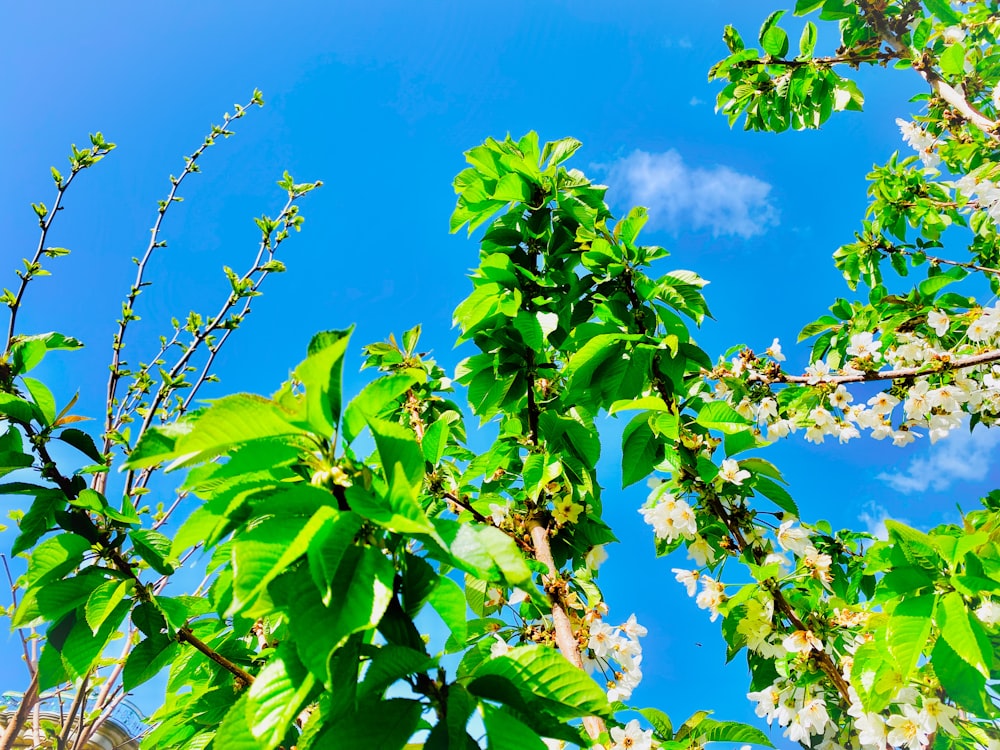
[601,149,779,239]
[877,423,1000,494]
[858,502,893,540]
[689,96,704,106]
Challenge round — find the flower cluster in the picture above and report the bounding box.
[896,119,940,170]
[955,172,1000,227]
[748,680,833,745]
[672,568,726,622]
[721,306,1000,450]
[847,687,958,750]
[584,615,647,702]
[639,479,698,543]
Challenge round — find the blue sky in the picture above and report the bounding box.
[3,0,997,745]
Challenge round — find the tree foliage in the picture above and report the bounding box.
[3,2,1000,749]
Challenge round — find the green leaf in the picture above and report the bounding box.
[937,591,991,677]
[245,644,317,749]
[359,645,435,699]
[695,401,753,434]
[170,394,307,468]
[754,476,799,516]
[367,417,429,528]
[609,396,671,415]
[22,377,56,425]
[212,694,261,750]
[0,393,34,423]
[794,0,824,13]
[885,520,940,570]
[918,269,965,298]
[693,718,774,746]
[430,520,536,593]
[234,506,341,615]
[468,646,611,721]
[723,428,759,457]
[931,636,993,716]
[85,579,131,633]
[493,172,532,202]
[311,697,423,749]
[924,0,962,24]
[307,509,365,599]
[12,568,106,628]
[513,311,544,351]
[850,641,899,712]
[58,428,105,464]
[887,594,934,679]
[798,21,817,57]
[421,419,451,465]
[622,413,658,488]
[290,546,395,679]
[69,488,105,513]
[123,632,180,691]
[27,533,91,587]
[541,137,582,168]
[638,707,673,739]
[482,703,547,750]
[430,574,469,651]
[9,332,83,375]
[61,600,130,679]
[761,25,789,57]
[121,420,194,470]
[674,710,711,742]
[293,327,354,437]
[342,371,423,445]
[131,528,177,575]
[939,41,966,76]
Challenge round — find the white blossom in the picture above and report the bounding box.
[942,25,966,44]
[854,711,887,749]
[586,544,608,571]
[696,576,726,621]
[777,519,813,556]
[719,458,750,485]
[886,705,933,750]
[976,599,1000,626]
[489,501,511,525]
[766,337,786,362]
[609,720,652,750]
[927,310,950,337]
[687,534,716,566]
[783,629,823,654]
[490,634,511,658]
[805,360,832,384]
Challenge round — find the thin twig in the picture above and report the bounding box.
[123,193,301,496]
[4,155,101,353]
[890,247,1000,278]
[1,554,33,669]
[102,95,261,461]
[55,674,89,750]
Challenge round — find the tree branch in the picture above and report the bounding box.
[856,0,999,140]
[527,517,606,740]
[779,348,1000,385]
[888,246,1000,277]
[177,627,254,686]
[0,670,38,750]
